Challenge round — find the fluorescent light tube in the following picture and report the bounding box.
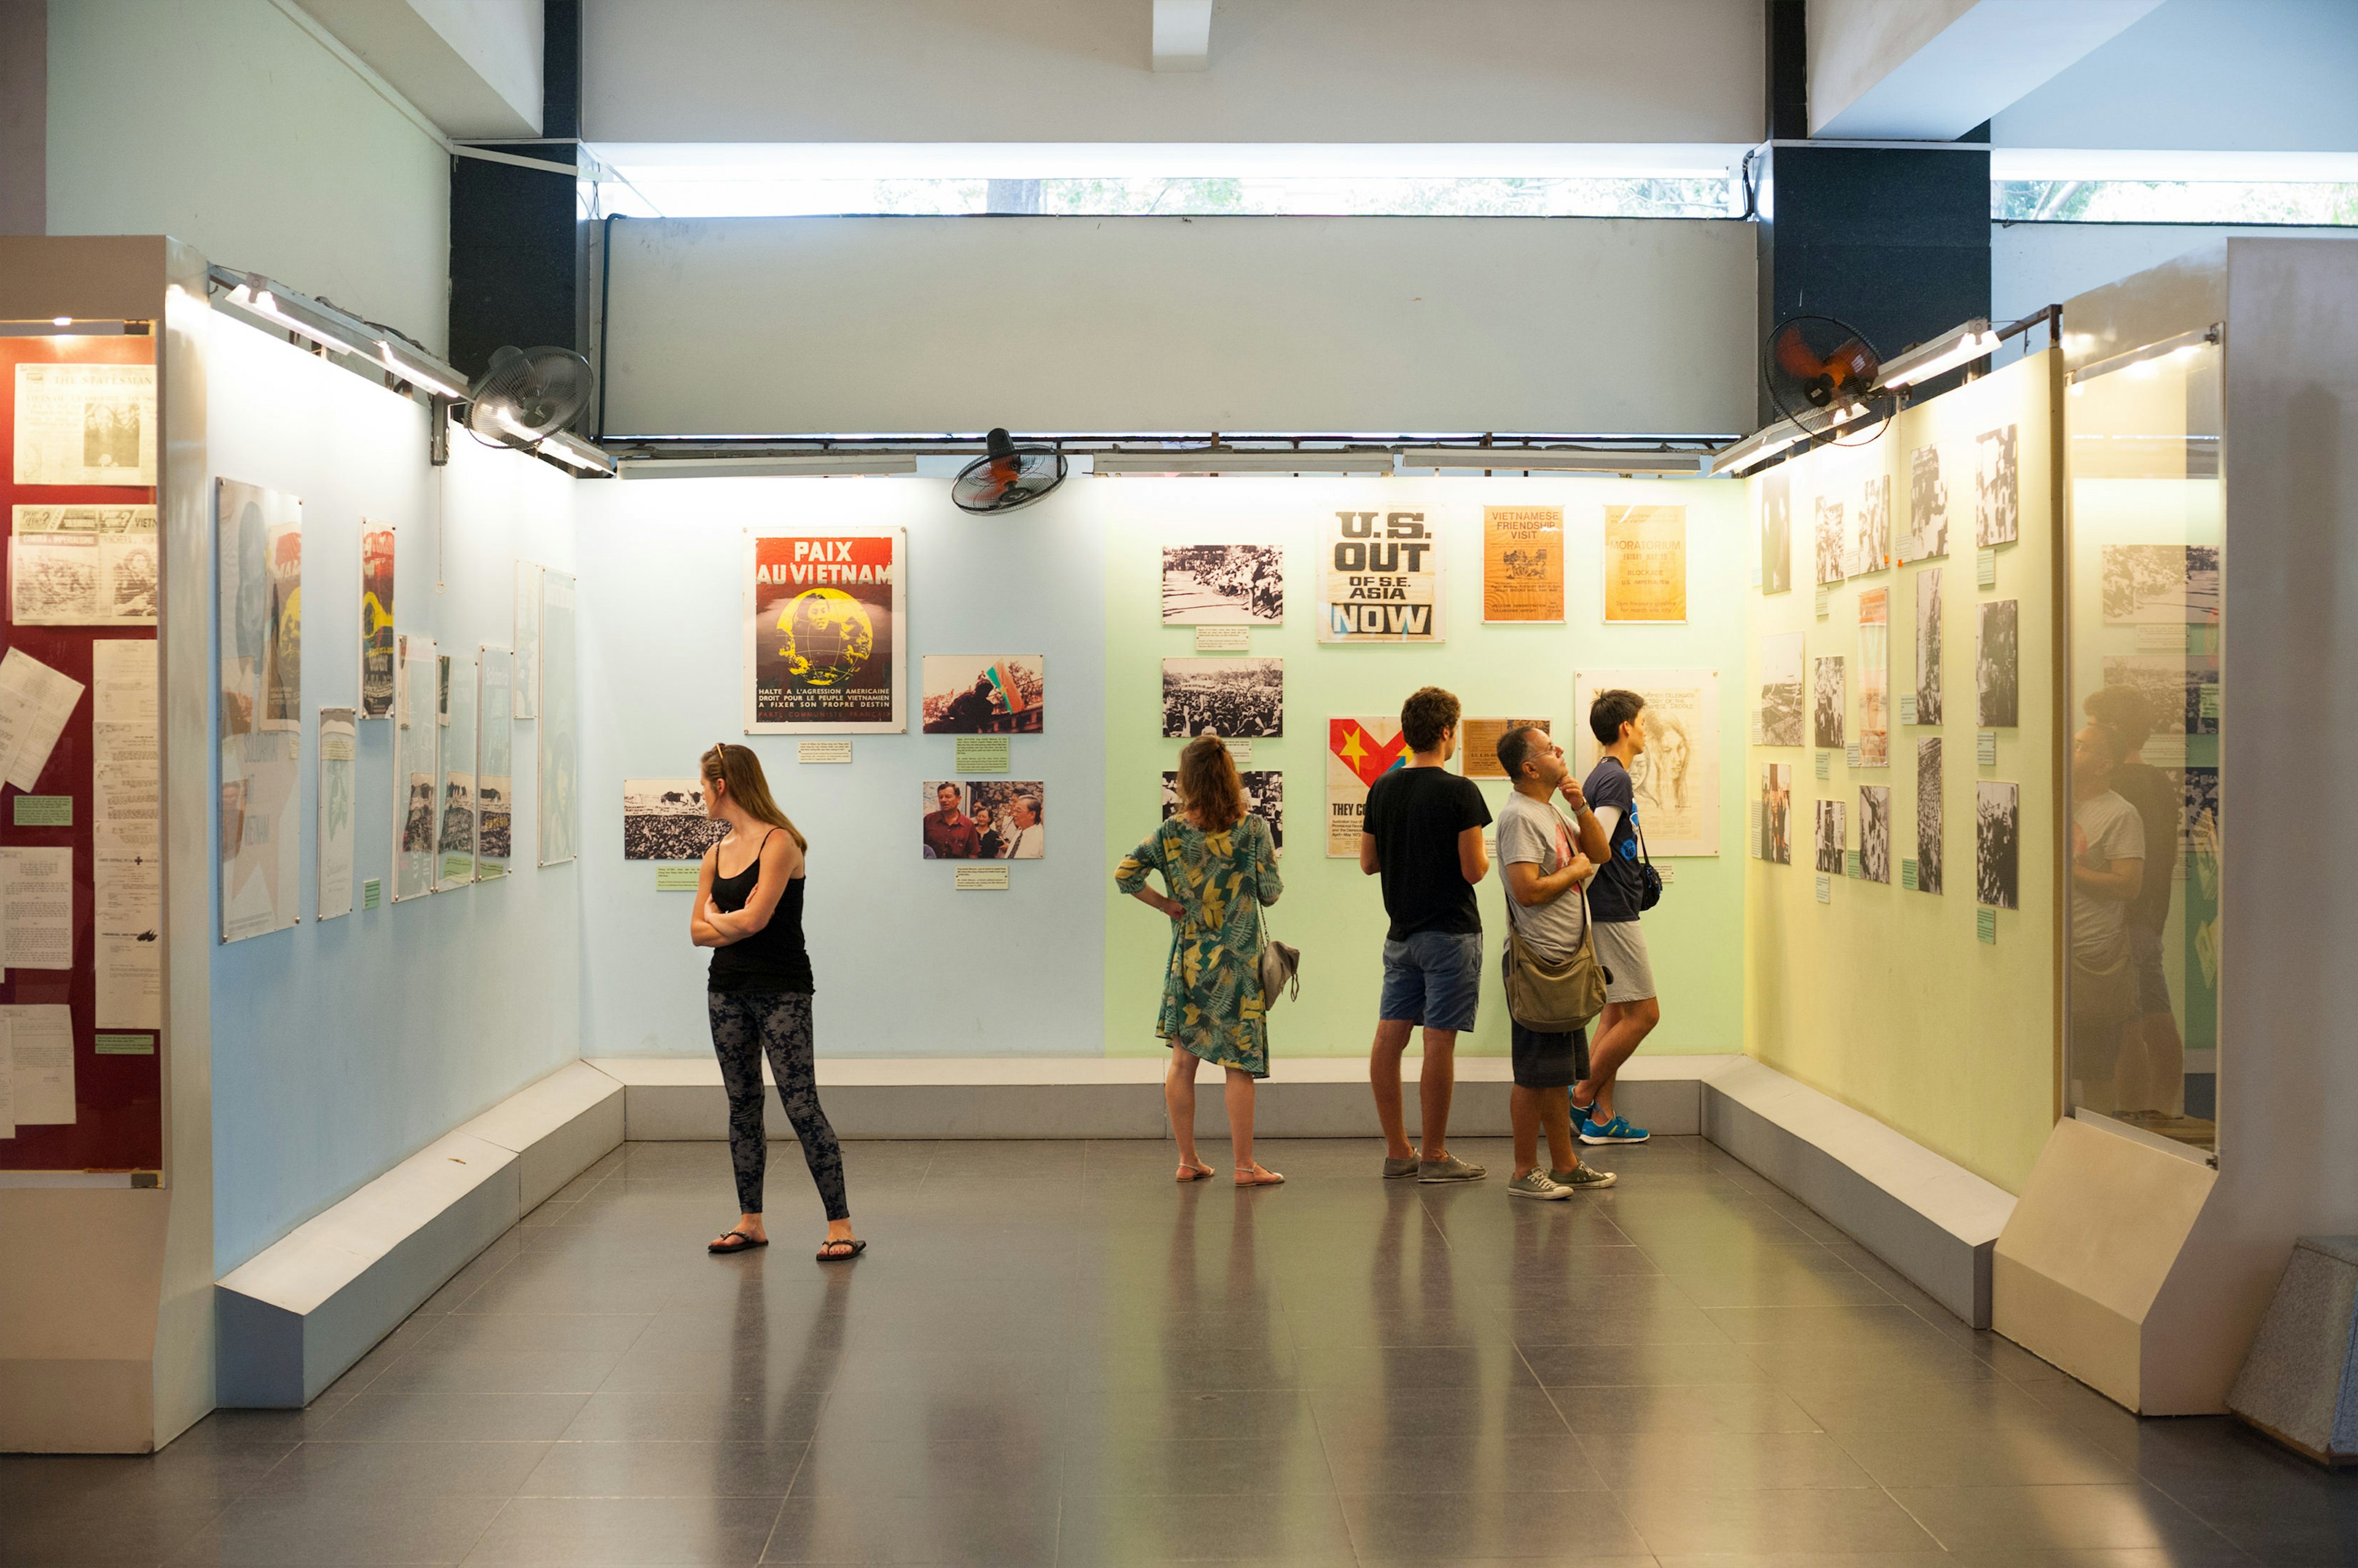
[540,430,617,475]
[1089,451,1393,475]
[1398,448,1708,474]
[1874,319,1999,391]
[618,454,917,478]
[377,340,471,402]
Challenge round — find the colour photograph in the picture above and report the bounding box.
[921,654,1045,734]
[922,780,1045,859]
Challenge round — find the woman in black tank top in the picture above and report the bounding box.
[690,743,860,1262]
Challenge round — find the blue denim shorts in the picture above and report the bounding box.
[1379,930,1484,1033]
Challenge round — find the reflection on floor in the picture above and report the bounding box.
[6,1136,2353,1566]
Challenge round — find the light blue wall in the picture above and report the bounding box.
[572,476,1108,1057]
[206,324,581,1273]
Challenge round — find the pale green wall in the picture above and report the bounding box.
[1100,475,1750,1064]
[48,0,452,351]
[1745,350,2064,1195]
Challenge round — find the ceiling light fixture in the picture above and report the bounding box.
[617,454,917,478]
[1397,448,1708,475]
[1088,450,1395,475]
[539,429,617,476]
[1872,319,2000,392]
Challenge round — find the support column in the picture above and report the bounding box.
[448,0,582,379]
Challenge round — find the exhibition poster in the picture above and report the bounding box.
[744,531,905,732]
[1460,717,1552,780]
[1575,669,1719,857]
[12,362,156,486]
[437,655,477,890]
[1601,505,1687,623]
[392,634,438,901]
[1858,587,1890,767]
[1757,468,1792,594]
[513,559,542,720]
[93,638,160,1027]
[1326,715,1408,856]
[538,573,579,865]
[477,651,513,875]
[359,524,394,718]
[1162,545,1282,624]
[317,707,356,919]
[1318,510,1442,642]
[216,479,302,942]
[1481,505,1563,623]
[8,504,158,626]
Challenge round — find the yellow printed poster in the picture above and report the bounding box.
[1481,506,1562,623]
[1601,505,1687,623]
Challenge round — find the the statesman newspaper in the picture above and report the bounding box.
[744,531,906,732]
[1318,510,1443,642]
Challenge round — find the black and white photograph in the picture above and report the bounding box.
[2101,543,2222,625]
[1907,442,1948,560]
[1914,567,1944,725]
[1851,473,1891,576]
[1162,656,1283,739]
[1759,763,1792,864]
[1975,424,2019,547]
[1759,469,1792,594]
[1814,497,1846,586]
[2102,654,2220,737]
[1858,785,1891,883]
[1813,656,1845,750]
[922,780,1046,859]
[1976,780,2019,910]
[2173,764,2220,860]
[1759,633,1804,747]
[1977,599,2020,727]
[921,654,1045,734]
[1815,798,1846,876]
[401,775,436,855]
[1916,737,1944,895]
[623,778,728,861]
[1162,768,1285,856]
[1162,544,1283,624]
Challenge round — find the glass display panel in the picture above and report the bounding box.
[2064,335,2222,1154]
[391,634,438,901]
[436,654,477,890]
[476,647,512,879]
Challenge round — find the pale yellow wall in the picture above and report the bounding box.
[1745,350,2063,1194]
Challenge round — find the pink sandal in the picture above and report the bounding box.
[1175,1162,1215,1182]
[1233,1165,1285,1187]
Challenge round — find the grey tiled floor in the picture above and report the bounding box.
[7,1135,2355,1566]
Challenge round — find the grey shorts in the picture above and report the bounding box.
[2129,924,2171,1016]
[1592,920,1656,1004]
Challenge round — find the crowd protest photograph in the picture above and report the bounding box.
[1916,737,1944,894]
[1859,784,1891,883]
[1162,657,1283,739]
[1163,767,1285,855]
[1814,656,1845,750]
[1978,599,2020,728]
[623,778,728,861]
[1915,567,1944,725]
[1162,544,1283,623]
[1977,780,2019,909]
[1759,633,1803,747]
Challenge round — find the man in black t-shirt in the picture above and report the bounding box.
[1361,686,1493,1183]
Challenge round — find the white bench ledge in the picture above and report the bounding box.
[1697,1057,2016,1327]
[214,1065,625,1408]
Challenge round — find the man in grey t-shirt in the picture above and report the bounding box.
[1495,725,1617,1198]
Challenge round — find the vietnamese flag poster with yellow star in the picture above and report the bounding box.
[1326,715,1410,856]
[743,530,906,732]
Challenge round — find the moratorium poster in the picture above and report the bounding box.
[744,531,906,732]
[1318,510,1442,642]
[1326,715,1409,856]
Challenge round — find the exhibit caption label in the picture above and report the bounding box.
[955,736,1010,774]
[1193,625,1251,653]
[655,865,700,891]
[12,795,70,826]
[798,740,853,764]
[955,866,1011,891]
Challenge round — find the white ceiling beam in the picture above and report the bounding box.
[294,0,543,138]
[1810,0,2165,141]
[1152,0,1212,72]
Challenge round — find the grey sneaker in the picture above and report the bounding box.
[1508,1170,1572,1200]
[1418,1155,1487,1184]
[1549,1165,1619,1191]
[1382,1156,1420,1179]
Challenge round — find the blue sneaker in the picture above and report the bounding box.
[1579,1113,1650,1145]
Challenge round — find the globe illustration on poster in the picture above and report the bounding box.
[776,587,875,686]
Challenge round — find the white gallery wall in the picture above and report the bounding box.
[583,0,1764,144]
[204,321,582,1275]
[45,0,453,354]
[1993,223,2357,327]
[572,476,1110,1060]
[600,217,1759,437]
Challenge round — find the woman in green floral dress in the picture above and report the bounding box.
[1115,735,1286,1187]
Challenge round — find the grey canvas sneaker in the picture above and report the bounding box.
[1418,1154,1487,1184]
[1382,1156,1420,1179]
[1508,1170,1572,1200]
[1549,1165,1619,1190]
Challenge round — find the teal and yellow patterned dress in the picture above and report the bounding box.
[1114,814,1283,1076]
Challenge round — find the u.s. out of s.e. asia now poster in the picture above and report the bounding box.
[1318,510,1444,642]
[744,530,906,732]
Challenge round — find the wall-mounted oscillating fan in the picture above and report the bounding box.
[465,344,597,450]
[953,428,1067,514]
[1764,315,1880,422]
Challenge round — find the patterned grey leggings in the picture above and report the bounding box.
[707,990,849,1221]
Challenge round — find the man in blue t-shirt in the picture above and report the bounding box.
[1571,689,1658,1144]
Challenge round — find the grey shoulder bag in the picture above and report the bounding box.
[1500,814,1610,1033]
[1258,906,1300,1008]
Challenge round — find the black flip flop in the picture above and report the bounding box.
[816,1238,866,1263]
[708,1229,768,1254]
